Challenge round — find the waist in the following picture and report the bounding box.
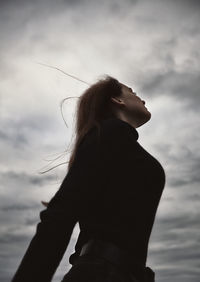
[77,238,155,282]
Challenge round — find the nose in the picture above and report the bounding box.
[141,100,145,105]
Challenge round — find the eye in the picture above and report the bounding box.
[128,87,136,95]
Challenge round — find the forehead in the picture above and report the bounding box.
[120,83,133,94]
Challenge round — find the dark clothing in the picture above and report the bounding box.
[62,238,155,282]
[11,117,165,282]
[61,254,140,282]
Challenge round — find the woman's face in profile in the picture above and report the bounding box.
[120,83,151,126]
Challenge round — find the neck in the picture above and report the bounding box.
[114,114,138,129]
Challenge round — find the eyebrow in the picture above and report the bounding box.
[128,87,136,94]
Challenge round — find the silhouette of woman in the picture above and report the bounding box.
[12,75,165,282]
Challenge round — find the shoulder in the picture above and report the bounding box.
[83,118,127,142]
[79,118,138,150]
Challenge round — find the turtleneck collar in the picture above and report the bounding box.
[112,117,139,141]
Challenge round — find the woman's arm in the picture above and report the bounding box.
[11,131,101,282]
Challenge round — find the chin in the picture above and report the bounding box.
[146,114,151,124]
[146,110,151,120]
[138,111,151,127]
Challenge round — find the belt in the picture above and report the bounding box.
[79,239,155,282]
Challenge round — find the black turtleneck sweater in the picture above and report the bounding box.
[12,117,166,282]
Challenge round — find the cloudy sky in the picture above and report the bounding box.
[0,0,200,281]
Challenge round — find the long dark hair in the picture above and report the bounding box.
[41,74,122,207]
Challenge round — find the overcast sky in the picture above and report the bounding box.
[0,0,200,281]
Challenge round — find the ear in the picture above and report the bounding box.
[110,97,124,105]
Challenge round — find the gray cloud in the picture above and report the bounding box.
[0,170,57,190]
[141,70,200,103]
[0,203,39,212]
[0,129,29,148]
[0,232,30,244]
[169,0,200,10]
[0,0,200,281]
[0,113,63,149]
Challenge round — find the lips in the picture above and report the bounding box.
[143,102,148,109]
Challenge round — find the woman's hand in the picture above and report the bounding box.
[41,201,49,207]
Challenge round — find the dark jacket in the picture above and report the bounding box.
[12,117,166,282]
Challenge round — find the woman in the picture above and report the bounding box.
[12,75,165,282]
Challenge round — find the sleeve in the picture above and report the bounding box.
[11,132,101,282]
